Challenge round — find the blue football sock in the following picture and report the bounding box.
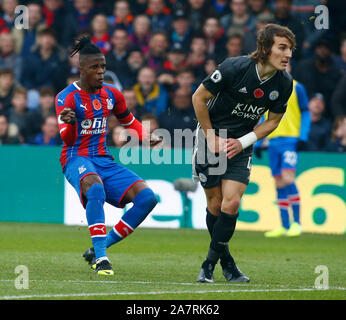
[277,186,290,229]
[85,183,107,260]
[286,183,300,224]
[106,188,157,248]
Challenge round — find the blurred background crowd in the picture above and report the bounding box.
[0,0,345,152]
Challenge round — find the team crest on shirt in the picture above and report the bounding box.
[106,98,113,110]
[198,173,207,183]
[253,88,264,98]
[92,99,102,110]
[269,90,279,100]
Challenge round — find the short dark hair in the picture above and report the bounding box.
[70,36,102,58]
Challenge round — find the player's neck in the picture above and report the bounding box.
[256,62,277,81]
[77,80,100,93]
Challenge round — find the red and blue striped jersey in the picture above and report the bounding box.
[55,81,145,170]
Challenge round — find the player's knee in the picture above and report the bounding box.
[221,198,240,214]
[207,197,222,214]
[282,174,295,186]
[134,188,158,212]
[86,183,106,202]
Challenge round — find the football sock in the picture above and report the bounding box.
[85,183,107,260]
[286,183,300,224]
[106,188,157,248]
[277,186,290,229]
[207,211,239,264]
[206,208,232,262]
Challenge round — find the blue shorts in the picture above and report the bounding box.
[64,156,143,208]
[268,139,298,177]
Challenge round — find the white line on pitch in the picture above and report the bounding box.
[1,287,345,300]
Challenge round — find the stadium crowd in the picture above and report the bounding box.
[0,0,345,152]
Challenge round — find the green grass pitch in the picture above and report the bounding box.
[0,223,345,300]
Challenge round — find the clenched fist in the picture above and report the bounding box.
[59,108,76,125]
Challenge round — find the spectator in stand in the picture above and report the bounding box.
[11,1,46,58]
[107,124,129,147]
[175,67,197,94]
[128,14,151,56]
[105,28,132,88]
[291,0,324,57]
[331,73,346,118]
[146,0,172,33]
[124,47,145,88]
[242,11,274,55]
[41,0,69,47]
[306,93,332,151]
[202,16,227,63]
[141,112,160,137]
[146,31,169,71]
[157,45,187,90]
[333,36,346,73]
[123,87,141,118]
[108,0,134,35]
[54,48,80,92]
[7,87,30,143]
[273,0,305,62]
[28,114,62,146]
[0,32,22,82]
[326,116,346,153]
[0,113,20,144]
[248,0,271,16]
[208,0,231,18]
[20,27,66,90]
[187,0,210,33]
[25,86,56,141]
[0,67,22,117]
[220,0,257,37]
[162,46,187,76]
[133,66,168,117]
[91,14,111,54]
[187,33,207,72]
[195,54,218,83]
[170,14,192,53]
[224,33,244,59]
[159,86,197,148]
[63,0,97,48]
[293,38,343,119]
[1,0,18,29]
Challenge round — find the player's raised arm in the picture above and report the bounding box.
[55,94,77,147]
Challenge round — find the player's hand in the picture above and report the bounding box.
[224,138,243,159]
[59,108,76,125]
[206,134,227,154]
[296,140,307,151]
[146,133,163,148]
[254,147,262,159]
